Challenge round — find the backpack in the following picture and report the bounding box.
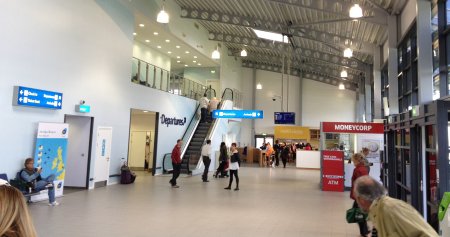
[120,164,136,184]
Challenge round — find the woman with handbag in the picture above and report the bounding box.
[224,142,240,191]
[214,142,228,178]
[350,153,370,237]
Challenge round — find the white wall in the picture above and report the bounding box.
[254,70,301,134]
[302,79,356,127]
[400,0,417,38]
[0,0,196,184]
[183,67,219,85]
[133,41,171,71]
[220,53,243,94]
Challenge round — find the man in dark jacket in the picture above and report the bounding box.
[170,139,182,188]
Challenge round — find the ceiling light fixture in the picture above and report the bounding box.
[156,0,169,24]
[338,83,345,90]
[193,56,197,58]
[340,70,348,78]
[343,48,353,58]
[349,4,363,18]
[184,64,188,67]
[212,46,220,59]
[139,24,145,27]
[252,29,289,43]
[177,60,181,63]
[240,49,247,57]
[145,39,150,43]
[176,45,180,48]
[197,63,201,66]
[168,51,172,54]
[143,110,149,113]
[193,60,197,63]
[157,46,162,49]
[256,83,263,90]
[185,51,190,54]
[165,39,170,43]
[153,32,159,35]
[133,32,137,36]
[176,56,181,59]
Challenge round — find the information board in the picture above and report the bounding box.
[322,150,344,192]
[212,110,263,119]
[13,86,63,109]
[274,112,295,124]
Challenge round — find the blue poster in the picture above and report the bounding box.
[32,123,69,201]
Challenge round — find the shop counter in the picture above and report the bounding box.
[296,150,320,169]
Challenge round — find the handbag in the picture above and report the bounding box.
[346,207,367,223]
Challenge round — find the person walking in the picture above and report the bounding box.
[273,140,281,167]
[354,175,439,237]
[224,142,240,191]
[201,140,212,182]
[214,142,228,178]
[199,93,209,123]
[170,139,182,188]
[350,153,370,237]
[208,97,219,121]
[281,143,290,168]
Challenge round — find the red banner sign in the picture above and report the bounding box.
[322,122,384,134]
[322,150,344,192]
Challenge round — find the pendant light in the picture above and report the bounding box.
[340,70,348,78]
[343,48,353,58]
[157,0,169,24]
[240,49,247,57]
[256,83,262,90]
[338,83,345,90]
[349,4,363,18]
[212,46,220,59]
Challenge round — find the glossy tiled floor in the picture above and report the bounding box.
[29,167,361,237]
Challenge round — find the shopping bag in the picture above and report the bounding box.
[346,207,367,223]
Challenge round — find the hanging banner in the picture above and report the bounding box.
[322,150,344,192]
[32,123,69,201]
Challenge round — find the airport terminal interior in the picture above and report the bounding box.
[1,0,450,236]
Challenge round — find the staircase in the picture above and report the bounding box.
[180,113,213,174]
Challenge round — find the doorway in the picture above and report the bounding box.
[255,135,274,148]
[128,109,157,175]
[64,115,94,189]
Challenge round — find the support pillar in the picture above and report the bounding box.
[417,0,434,104]
[388,15,399,115]
[373,46,383,119]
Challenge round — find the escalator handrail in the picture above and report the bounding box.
[221,88,234,101]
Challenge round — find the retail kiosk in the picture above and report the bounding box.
[320,122,384,192]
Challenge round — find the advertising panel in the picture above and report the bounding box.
[322,122,384,134]
[322,150,344,192]
[31,123,68,201]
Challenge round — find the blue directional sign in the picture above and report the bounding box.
[212,110,263,119]
[13,86,63,109]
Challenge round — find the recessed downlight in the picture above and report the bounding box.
[133,32,137,36]
[157,45,162,49]
[176,56,181,59]
[145,39,150,43]
[176,45,180,48]
[184,64,188,67]
[193,60,197,63]
[185,51,190,54]
[168,51,172,54]
[197,63,201,66]
[143,110,149,113]
[193,56,197,59]
[153,32,159,35]
[139,24,145,27]
[165,39,170,43]
[177,60,181,63]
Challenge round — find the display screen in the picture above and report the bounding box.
[274,112,295,124]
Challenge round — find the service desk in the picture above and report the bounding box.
[296,150,320,169]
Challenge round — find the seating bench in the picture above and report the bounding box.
[0,173,47,203]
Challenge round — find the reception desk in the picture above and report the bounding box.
[296,150,320,169]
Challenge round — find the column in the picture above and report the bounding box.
[373,46,383,119]
[388,15,399,115]
[417,0,433,104]
[365,66,373,122]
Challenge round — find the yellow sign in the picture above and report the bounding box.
[274,126,310,140]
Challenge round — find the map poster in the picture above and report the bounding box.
[32,123,68,201]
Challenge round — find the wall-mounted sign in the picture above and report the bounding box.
[274,126,310,140]
[212,110,263,119]
[321,122,384,134]
[75,105,91,113]
[13,86,63,109]
[274,112,295,124]
[160,114,186,127]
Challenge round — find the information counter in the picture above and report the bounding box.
[296,150,320,169]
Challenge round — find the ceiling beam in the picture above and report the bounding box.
[210,32,369,72]
[180,7,381,49]
[266,0,388,26]
[241,60,357,91]
[235,53,361,82]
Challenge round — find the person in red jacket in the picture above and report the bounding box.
[350,153,370,237]
[170,139,183,188]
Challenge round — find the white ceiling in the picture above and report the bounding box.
[133,14,219,70]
